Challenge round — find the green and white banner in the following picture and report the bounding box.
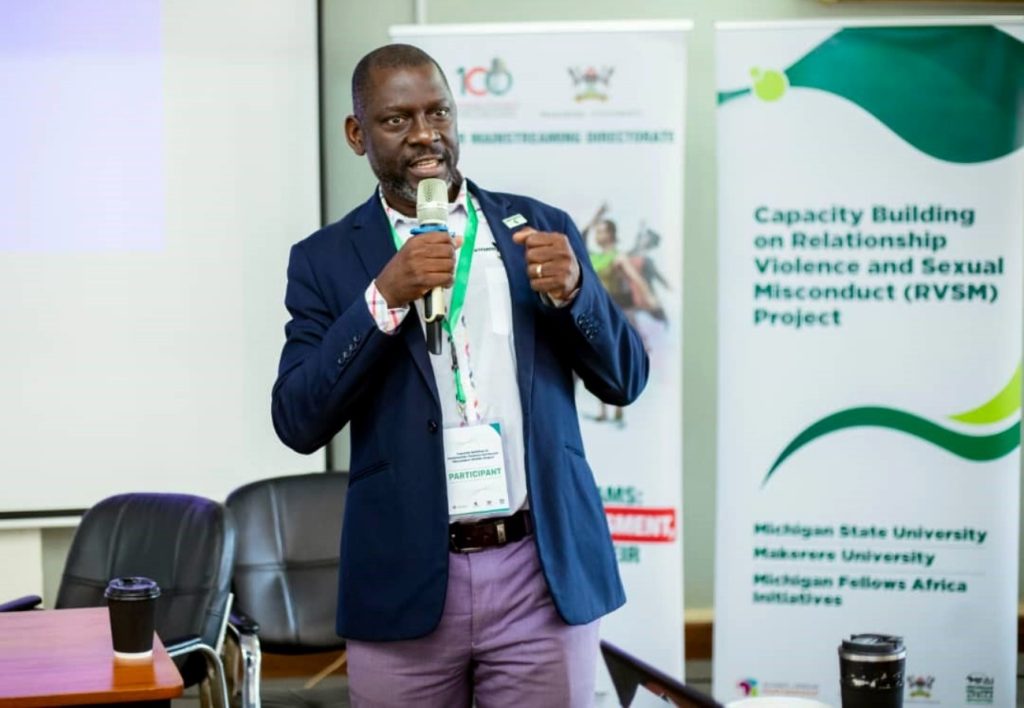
[715,19,1024,708]
[391,20,689,699]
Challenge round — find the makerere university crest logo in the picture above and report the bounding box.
[908,675,935,699]
[569,65,613,101]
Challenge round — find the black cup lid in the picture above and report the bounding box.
[841,633,904,654]
[104,576,161,601]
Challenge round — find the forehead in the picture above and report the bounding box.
[364,63,452,112]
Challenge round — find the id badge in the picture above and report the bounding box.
[444,423,511,517]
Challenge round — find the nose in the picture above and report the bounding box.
[408,114,438,145]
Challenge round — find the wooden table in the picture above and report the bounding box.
[0,606,183,706]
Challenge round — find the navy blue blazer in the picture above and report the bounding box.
[272,181,649,641]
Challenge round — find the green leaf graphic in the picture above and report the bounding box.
[719,26,1024,162]
[718,87,751,105]
[950,364,1022,424]
[763,406,1020,486]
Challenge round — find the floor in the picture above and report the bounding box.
[178,674,350,707]
[176,658,1021,706]
[176,659,716,707]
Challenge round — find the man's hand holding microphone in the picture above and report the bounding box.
[374,231,462,309]
[375,177,581,354]
[376,227,580,306]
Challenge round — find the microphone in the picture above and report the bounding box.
[415,178,449,355]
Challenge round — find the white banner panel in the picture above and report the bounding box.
[715,18,1024,708]
[391,20,689,701]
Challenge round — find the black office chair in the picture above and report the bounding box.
[225,471,349,708]
[2,492,236,707]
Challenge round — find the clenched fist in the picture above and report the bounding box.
[512,228,580,302]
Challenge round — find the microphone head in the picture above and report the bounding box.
[416,178,449,225]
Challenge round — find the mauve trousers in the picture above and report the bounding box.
[346,535,600,707]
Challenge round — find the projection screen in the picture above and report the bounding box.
[0,0,323,513]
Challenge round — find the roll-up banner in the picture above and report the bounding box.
[391,20,690,700]
[715,17,1024,708]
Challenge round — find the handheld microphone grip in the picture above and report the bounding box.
[425,312,443,354]
[410,222,449,355]
[415,178,450,356]
[425,285,444,322]
[423,281,444,356]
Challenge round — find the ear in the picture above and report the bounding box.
[344,115,365,156]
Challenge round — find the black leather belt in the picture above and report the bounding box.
[449,509,533,553]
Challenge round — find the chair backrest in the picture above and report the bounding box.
[601,640,724,708]
[226,471,347,653]
[57,492,235,685]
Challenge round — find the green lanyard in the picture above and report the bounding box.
[388,197,479,408]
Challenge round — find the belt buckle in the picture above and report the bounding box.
[449,531,484,554]
[449,518,509,553]
[453,541,485,553]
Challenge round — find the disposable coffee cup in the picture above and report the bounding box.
[838,633,905,708]
[104,576,160,660]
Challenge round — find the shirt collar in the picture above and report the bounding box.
[379,181,469,228]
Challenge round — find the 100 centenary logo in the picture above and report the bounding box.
[456,58,513,97]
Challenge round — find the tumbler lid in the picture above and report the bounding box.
[104,576,161,601]
[839,633,905,660]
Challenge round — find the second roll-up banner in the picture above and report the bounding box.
[715,17,1024,708]
[391,20,690,703]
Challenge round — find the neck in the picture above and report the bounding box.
[448,177,464,204]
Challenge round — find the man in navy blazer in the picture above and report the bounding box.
[272,44,648,707]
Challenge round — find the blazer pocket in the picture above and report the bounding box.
[349,460,389,487]
[562,444,609,528]
[564,442,585,457]
[563,443,599,499]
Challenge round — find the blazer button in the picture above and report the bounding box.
[427,419,439,433]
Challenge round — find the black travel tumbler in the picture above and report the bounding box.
[838,633,905,708]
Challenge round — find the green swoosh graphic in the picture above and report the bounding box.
[720,26,1024,162]
[949,364,1021,424]
[763,406,1020,486]
[717,87,751,105]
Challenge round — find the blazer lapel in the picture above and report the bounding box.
[470,181,536,424]
[351,192,440,407]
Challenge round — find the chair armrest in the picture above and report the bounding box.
[0,595,42,612]
[163,634,203,658]
[164,635,230,708]
[229,609,260,635]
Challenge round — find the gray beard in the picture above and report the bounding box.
[381,176,418,207]
[381,169,463,208]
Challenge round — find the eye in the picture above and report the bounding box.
[383,115,405,127]
[434,107,451,119]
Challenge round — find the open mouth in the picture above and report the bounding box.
[407,155,446,179]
